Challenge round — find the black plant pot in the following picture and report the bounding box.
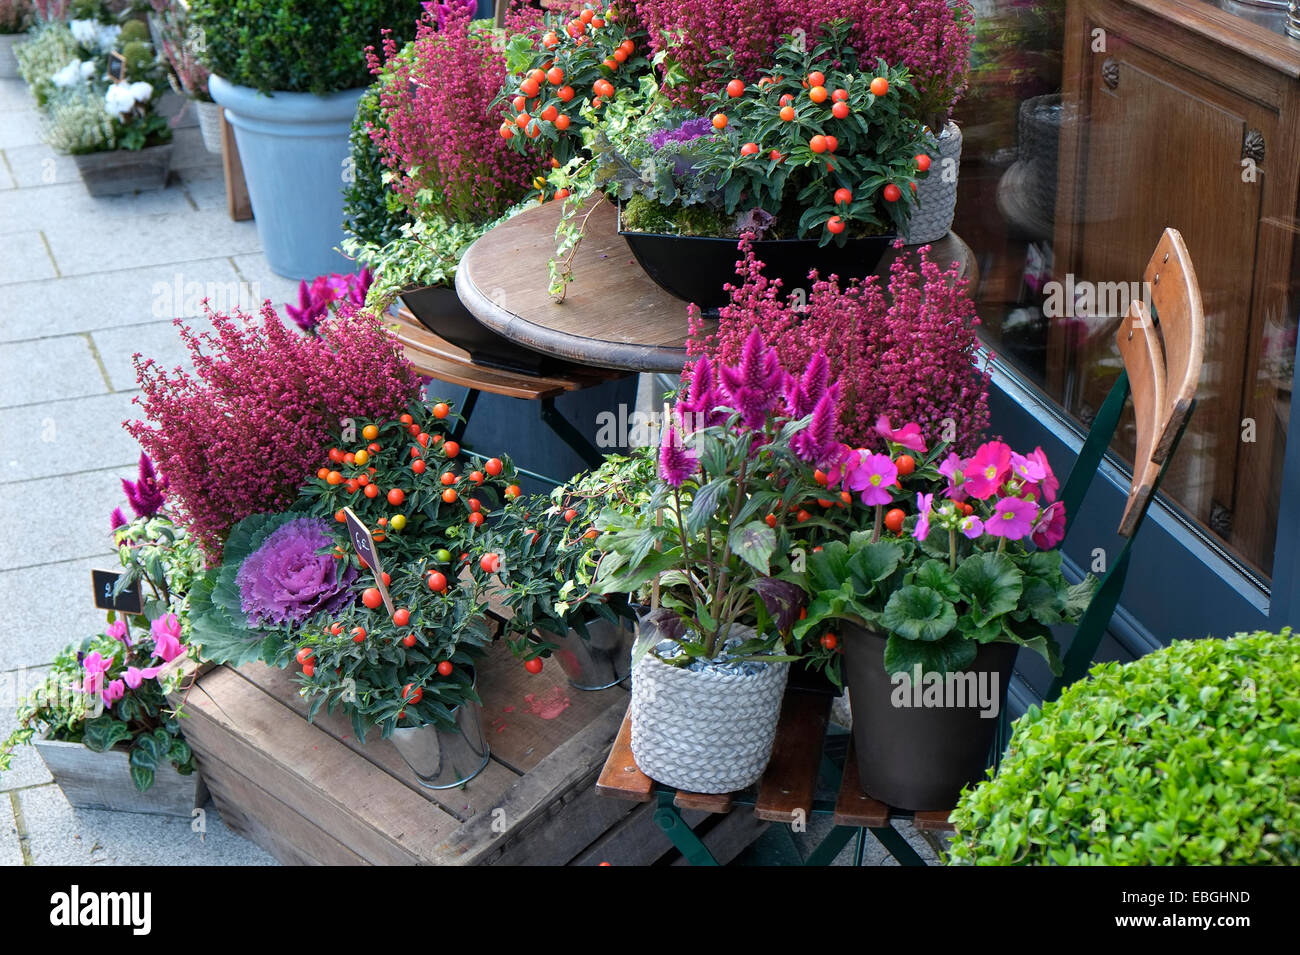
[619,220,894,313]
[841,622,1017,811]
[400,285,553,376]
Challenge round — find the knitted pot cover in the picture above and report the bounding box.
[630,651,790,794]
[901,122,963,246]
[196,100,225,155]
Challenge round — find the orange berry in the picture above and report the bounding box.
[870,76,889,97]
[712,113,727,129]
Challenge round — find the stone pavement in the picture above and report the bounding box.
[0,76,282,866]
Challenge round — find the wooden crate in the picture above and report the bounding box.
[172,640,763,865]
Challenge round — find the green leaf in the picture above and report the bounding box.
[953,552,1023,627]
[1020,575,1066,625]
[687,478,729,537]
[81,716,132,753]
[728,521,776,575]
[911,559,961,601]
[882,631,977,677]
[881,585,957,642]
[129,761,155,793]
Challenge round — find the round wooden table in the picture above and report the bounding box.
[455,198,977,374]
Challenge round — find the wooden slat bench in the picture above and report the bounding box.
[596,683,956,866]
[173,638,755,865]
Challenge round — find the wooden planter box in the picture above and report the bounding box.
[72,143,173,197]
[170,640,767,865]
[34,737,207,818]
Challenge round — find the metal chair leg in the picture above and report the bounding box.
[653,793,718,866]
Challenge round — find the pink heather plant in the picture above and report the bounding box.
[366,9,537,226]
[125,303,421,562]
[688,238,991,455]
[633,0,973,121]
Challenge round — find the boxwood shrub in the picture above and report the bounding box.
[342,80,411,255]
[949,629,1300,865]
[189,0,423,94]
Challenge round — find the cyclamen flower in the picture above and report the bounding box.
[718,328,783,429]
[1032,501,1067,549]
[123,665,163,690]
[964,441,1013,500]
[875,417,927,454]
[102,679,125,706]
[847,453,898,507]
[151,612,186,663]
[914,492,935,541]
[106,618,130,646]
[81,651,113,698]
[659,415,699,488]
[237,518,358,626]
[122,452,166,518]
[984,497,1039,540]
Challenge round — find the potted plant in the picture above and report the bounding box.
[791,423,1095,811]
[591,332,841,793]
[950,629,1300,865]
[351,7,547,372]
[15,11,78,107]
[0,0,33,79]
[1,458,207,815]
[189,0,422,279]
[149,0,222,153]
[189,402,524,788]
[485,457,658,690]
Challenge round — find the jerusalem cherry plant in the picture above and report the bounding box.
[592,331,853,664]
[188,400,523,741]
[789,421,1097,685]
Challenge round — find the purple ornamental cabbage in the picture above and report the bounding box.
[236,518,357,626]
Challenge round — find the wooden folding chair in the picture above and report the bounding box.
[1044,227,1206,702]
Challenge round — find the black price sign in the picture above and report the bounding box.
[107,52,127,83]
[91,569,144,614]
[341,506,394,615]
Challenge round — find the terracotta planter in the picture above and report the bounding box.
[72,143,173,197]
[840,622,1016,810]
[34,737,206,818]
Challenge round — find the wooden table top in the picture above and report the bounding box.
[455,197,977,375]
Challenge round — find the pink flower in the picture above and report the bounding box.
[791,391,838,465]
[913,492,934,540]
[123,665,164,690]
[1028,447,1059,502]
[658,417,699,488]
[1031,501,1067,549]
[103,679,125,706]
[938,452,968,501]
[677,354,724,430]
[106,619,131,647]
[960,515,984,539]
[984,497,1039,540]
[718,328,784,429]
[81,650,113,697]
[964,441,1013,500]
[110,507,128,531]
[1009,451,1046,486]
[122,452,165,517]
[846,453,898,507]
[875,416,927,453]
[151,613,185,663]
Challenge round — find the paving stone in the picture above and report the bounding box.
[169,126,217,172]
[0,391,141,483]
[230,252,309,312]
[17,784,278,865]
[0,666,54,793]
[0,154,15,191]
[0,469,122,571]
[0,555,120,670]
[3,143,79,190]
[42,207,261,276]
[178,164,230,213]
[0,180,196,236]
[92,315,216,392]
[0,257,244,343]
[156,90,198,129]
[0,229,57,282]
[0,109,41,150]
[0,335,107,407]
[1,796,23,865]
[0,77,33,113]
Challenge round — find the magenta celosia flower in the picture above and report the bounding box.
[847,452,898,506]
[286,271,373,333]
[938,452,967,501]
[676,353,724,430]
[964,441,1012,500]
[784,350,836,419]
[123,664,163,690]
[236,518,358,626]
[914,492,934,541]
[791,390,838,465]
[1031,501,1066,549]
[285,279,324,333]
[875,416,927,454]
[659,417,699,488]
[110,507,128,531]
[984,496,1039,540]
[151,612,186,663]
[718,328,784,429]
[122,452,165,518]
[960,514,984,539]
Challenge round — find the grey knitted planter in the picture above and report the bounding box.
[901,121,962,245]
[630,647,789,794]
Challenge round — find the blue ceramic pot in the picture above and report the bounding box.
[209,75,364,280]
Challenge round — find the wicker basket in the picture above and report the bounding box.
[901,121,963,245]
[630,646,789,794]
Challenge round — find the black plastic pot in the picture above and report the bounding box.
[618,218,894,313]
[841,623,1017,810]
[399,284,553,376]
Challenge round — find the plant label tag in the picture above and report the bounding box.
[91,568,144,614]
[341,506,395,615]
[107,51,128,84]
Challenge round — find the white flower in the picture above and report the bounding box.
[95,24,121,53]
[80,61,97,80]
[129,81,153,103]
[69,19,98,47]
[51,60,83,88]
[104,83,137,119]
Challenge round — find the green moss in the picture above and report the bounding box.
[119,19,151,44]
[621,194,732,237]
[121,40,156,80]
[949,629,1300,865]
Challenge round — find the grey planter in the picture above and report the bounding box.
[0,33,22,80]
[72,143,173,197]
[34,736,206,818]
[536,617,635,691]
[387,698,490,790]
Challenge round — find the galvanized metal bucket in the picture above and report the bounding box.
[537,617,635,691]
[388,697,490,790]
